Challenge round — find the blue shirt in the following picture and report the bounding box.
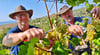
[6,25,38,55]
[64,17,91,50]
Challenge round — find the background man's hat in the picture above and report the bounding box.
[57,5,73,16]
[9,5,33,19]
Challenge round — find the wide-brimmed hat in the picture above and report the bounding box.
[57,6,73,16]
[9,5,33,19]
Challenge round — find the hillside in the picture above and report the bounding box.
[29,7,90,32]
[73,7,90,17]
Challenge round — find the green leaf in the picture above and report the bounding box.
[27,37,39,55]
[18,44,28,55]
[70,38,81,46]
[31,37,39,45]
[93,0,100,4]
[64,35,70,39]
[27,44,34,55]
[60,0,63,3]
[52,41,71,55]
[42,38,49,45]
[85,1,94,11]
[0,49,8,55]
[18,37,39,55]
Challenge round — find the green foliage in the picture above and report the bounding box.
[0,49,9,55]
[0,27,11,50]
[82,52,88,55]
[93,38,100,48]
[29,17,50,32]
[60,0,63,3]
[70,38,81,46]
[85,1,94,11]
[42,38,49,46]
[18,37,39,55]
[56,24,68,34]
[60,0,85,6]
[75,21,84,26]
[52,41,71,55]
[93,0,100,4]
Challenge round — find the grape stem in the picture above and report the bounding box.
[35,45,53,53]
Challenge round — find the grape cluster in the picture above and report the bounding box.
[56,24,68,34]
[91,20,100,32]
[86,24,97,41]
[34,47,51,55]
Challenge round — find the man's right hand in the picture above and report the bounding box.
[68,25,83,36]
[22,28,44,41]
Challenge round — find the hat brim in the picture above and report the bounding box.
[57,6,73,16]
[9,9,33,19]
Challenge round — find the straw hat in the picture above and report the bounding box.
[57,5,73,16]
[9,5,33,19]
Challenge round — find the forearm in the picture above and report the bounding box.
[2,32,25,47]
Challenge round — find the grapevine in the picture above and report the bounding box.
[14,0,100,55]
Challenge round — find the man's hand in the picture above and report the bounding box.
[92,6,100,20]
[68,25,83,36]
[22,28,44,41]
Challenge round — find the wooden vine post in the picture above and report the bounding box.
[55,0,58,26]
[44,0,53,30]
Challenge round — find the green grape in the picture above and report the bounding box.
[47,31,56,39]
[86,24,94,31]
[80,41,83,45]
[56,24,68,34]
[36,43,43,49]
[34,48,39,55]
[86,24,97,42]
[87,30,97,40]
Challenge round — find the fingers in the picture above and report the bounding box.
[30,28,44,39]
[23,30,32,41]
[27,32,32,41]
[23,28,44,41]
[38,29,44,39]
[68,25,83,36]
[77,26,83,35]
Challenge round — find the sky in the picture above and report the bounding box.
[0,0,94,22]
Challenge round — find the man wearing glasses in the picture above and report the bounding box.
[2,5,45,55]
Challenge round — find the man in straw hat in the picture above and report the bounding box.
[58,5,100,50]
[2,5,45,55]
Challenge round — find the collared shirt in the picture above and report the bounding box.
[64,16,91,50]
[6,25,38,55]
